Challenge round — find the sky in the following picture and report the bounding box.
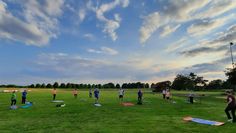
[0,0,236,85]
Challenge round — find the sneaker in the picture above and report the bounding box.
[227,119,232,122]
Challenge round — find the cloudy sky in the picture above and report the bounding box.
[0,0,236,85]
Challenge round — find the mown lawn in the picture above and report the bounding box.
[0,89,235,133]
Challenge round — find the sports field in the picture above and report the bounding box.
[0,89,235,133]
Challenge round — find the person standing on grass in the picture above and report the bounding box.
[188,91,194,104]
[11,91,17,106]
[166,89,171,100]
[225,91,236,123]
[52,88,57,100]
[94,88,100,103]
[89,88,93,98]
[119,88,125,102]
[162,89,166,99]
[73,89,78,99]
[22,89,27,104]
[137,89,143,105]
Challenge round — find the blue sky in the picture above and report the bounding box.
[0,0,236,85]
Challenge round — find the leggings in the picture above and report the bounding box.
[225,105,236,122]
[11,99,16,106]
[53,94,56,100]
[22,97,26,104]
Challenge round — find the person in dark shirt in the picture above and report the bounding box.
[22,89,27,104]
[94,88,99,104]
[225,91,236,123]
[189,91,194,104]
[137,89,143,105]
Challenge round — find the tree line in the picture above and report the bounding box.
[0,82,150,89]
[152,68,236,92]
[1,67,235,91]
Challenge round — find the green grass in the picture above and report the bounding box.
[0,89,235,133]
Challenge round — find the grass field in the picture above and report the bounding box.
[0,89,235,133]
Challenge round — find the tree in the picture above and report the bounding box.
[53,82,59,88]
[46,83,52,88]
[225,67,236,85]
[29,84,35,88]
[103,83,115,88]
[115,84,120,88]
[41,83,46,88]
[172,74,192,90]
[98,84,102,89]
[122,83,128,88]
[60,83,66,88]
[66,83,72,88]
[206,79,223,90]
[225,67,236,90]
[145,83,149,88]
[35,84,41,88]
[172,73,207,90]
[88,84,91,88]
[153,81,171,92]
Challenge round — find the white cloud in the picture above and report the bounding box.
[83,33,95,40]
[139,0,236,44]
[0,0,6,12]
[187,14,235,37]
[0,0,64,46]
[160,24,181,38]
[139,0,210,44]
[87,49,102,54]
[87,0,129,41]
[101,46,118,55]
[87,46,118,55]
[79,9,86,22]
[196,0,236,19]
[165,37,188,52]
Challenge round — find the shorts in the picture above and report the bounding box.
[119,95,123,98]
[166,97,170,100]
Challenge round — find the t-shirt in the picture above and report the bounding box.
[119,90,124,96]
[94,89,99,97]
[52,89,57,94]
[166,92,170,97]
[11,93,16,100]
[138,91,142,97]
[162,90,166,94]
[22,91,27,98]
[73,90,78,95]
[227,95,236,107]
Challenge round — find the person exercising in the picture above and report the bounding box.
[94,88,100,104]
[11,91,17,106]
[89,88,93,98]
[137,89,143,105]
[225,91,236,123]
[119,88,125,102]
[52,88,57,100]
[166,89,171,100]
[22,89,27,104]
[162,89,166,99]
[73,89,78,99]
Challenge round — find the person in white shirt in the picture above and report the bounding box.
[119,88,125,102]
[162,89,166,99]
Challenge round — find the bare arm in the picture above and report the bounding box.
[228,97,232,105]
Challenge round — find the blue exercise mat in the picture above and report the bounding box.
[183,116,224,126]
[21,102,33,109]
[192,118,220,125]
